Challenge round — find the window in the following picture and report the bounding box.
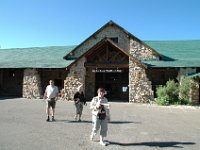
[109,37,118,43]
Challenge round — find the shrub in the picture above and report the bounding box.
[156,94,170,106]
[156,80,179,106]
[156,77,199,106]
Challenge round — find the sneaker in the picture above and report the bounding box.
[99,141,106,146]
[52,116,55,121]
[74,115,77,121]
[46,118,50,122]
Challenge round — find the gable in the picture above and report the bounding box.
[64,20,161,61]
[85,38,129,68]
[67,38,146,69]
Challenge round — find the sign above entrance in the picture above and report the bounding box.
[92,69,123,73]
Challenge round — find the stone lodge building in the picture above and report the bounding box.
[0,21,200,103]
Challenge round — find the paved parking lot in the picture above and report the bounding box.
[0,97,200,150]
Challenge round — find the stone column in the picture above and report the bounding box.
[129,61,154,103]
[190,78,199,104]
[62,57,86,101]
[23,69,42,99]
[62,76,83,101]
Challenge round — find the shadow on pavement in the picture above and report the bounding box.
[108,141,195,148]
[109,121,141,124]
[67,120,92,123]
[53,120,92,124]
[0,96,21,100]
[54,120,138,124]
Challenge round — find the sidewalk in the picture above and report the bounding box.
[0,98,200,150]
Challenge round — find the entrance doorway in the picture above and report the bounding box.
[95,68,129,102]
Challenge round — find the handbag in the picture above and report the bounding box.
[97,106,106,120]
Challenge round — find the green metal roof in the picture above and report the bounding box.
[0,40,200,68]
[143,60,200,68]
[0,46,76,68]
[143,40,200,68]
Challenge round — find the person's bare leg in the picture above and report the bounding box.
[46,106,50,121]
[52,108,55,121]
[99,135,106,146]
[78,114,81,121]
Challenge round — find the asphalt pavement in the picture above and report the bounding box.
[0,97,200,150]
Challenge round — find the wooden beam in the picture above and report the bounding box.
[84,63,128,68]
[106,44,109,62]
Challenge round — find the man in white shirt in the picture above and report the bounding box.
[44,80,59,122]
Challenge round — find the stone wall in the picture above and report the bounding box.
[23,69,42,99]
[130,39,158,61]
[70,25,130,58]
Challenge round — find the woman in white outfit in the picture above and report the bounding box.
[90,88,110,146]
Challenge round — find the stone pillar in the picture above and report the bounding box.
[129,38,155,103]
[62,57,86,101]
[129,61,154,103]
[23,69,42,99]
[190,78,199,104]
[62,76,83,101]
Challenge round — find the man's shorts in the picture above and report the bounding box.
[47,98,56,109]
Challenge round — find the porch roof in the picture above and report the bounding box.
[0,46,76,68]
[144,40,200,68]
[143,60,200,68]
[186,72,200,78]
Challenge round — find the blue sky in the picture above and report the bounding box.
[0,0,200,48]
